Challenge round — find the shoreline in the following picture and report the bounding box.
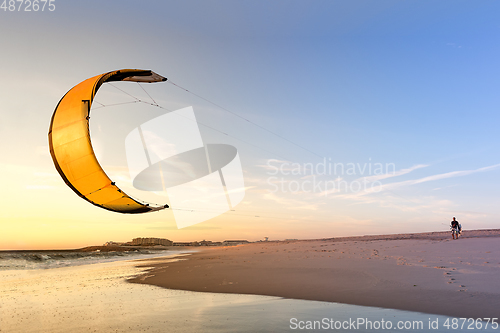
[0,256,460,333]
[129,229,500,318]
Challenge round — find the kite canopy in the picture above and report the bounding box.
[48,69,168,213]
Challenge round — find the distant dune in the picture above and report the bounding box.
[319,228,500,242]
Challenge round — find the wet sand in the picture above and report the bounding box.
[2,254,284,333]
[3,253,459,333]
[129,229,500,318]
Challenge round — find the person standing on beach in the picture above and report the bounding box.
[451,217,460,239]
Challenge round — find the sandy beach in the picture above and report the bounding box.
[2,253,303,333]
[129,229,500,318]
[2,230,500,332]
[3,250,462,333]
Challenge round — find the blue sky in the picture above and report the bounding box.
[1,0,500,249]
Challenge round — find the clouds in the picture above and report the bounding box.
[358,164,428,183]
[257,157,500,206]
[371,163,500,195]
[342,164,500,199]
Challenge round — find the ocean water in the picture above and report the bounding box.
[0,253,497,333]
[0,248,193,270]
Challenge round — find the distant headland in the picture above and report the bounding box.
[76,237,250,252]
